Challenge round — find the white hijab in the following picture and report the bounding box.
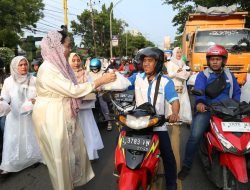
[170,47,184,67]
[10,56,30,84]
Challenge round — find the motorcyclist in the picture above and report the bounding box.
[178,45,241,180]
[128,49,144,89]
[88,58,113,131]
[31,58,42,77]
[127,47,180,190]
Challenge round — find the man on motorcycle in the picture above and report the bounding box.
[178,45,241,180]
[127,47,180,190]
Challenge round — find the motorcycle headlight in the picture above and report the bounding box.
[119,115,159,130]
[243,141,250,153]
[211,122,238,154]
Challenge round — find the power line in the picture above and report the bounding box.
[48,0,84,13]
[40,18,63,27]
[44,8,78,16]
[43,14,64,22]
[37,21,59,29]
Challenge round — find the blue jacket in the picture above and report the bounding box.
[195,71,241,106]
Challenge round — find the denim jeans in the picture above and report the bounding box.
[155,131,177,190]
[183,112,211,168]
[98,95,111,121]
[0,116,5,163]
[0,116,6,132]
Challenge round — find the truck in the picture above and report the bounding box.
[182,11,250,85]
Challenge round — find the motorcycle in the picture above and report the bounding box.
[192,89,250,190]
[107,91,180,190]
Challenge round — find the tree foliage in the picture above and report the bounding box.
[0,47,15,69]
[0,0,44,48]
[71,3,154,58]
[163,0,250,34]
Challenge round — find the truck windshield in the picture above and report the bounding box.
[194,29,250,53]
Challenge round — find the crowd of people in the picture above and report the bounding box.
[0,28,249,190]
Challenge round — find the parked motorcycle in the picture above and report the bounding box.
[192,89,250,190]
[108,91,180,190]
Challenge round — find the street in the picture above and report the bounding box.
[1,76,250,190]
[0,122,219,190]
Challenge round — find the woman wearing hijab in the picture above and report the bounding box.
[0,56,42,174]
[166,47,192,124]
[68,53,104,160]
[32,30,116,190]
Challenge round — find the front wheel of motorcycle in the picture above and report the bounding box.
[137,184,143,190]
[226,171,249,190]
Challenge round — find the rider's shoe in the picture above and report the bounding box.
[178,166,190,180]
[107,121,113,131]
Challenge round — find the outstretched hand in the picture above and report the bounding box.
[102,72,117,84]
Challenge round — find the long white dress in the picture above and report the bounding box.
[32,61,94,190]
[78,107,104,160]
[167,61,192,123]
[0,76,43,172]
[73,69,104,160]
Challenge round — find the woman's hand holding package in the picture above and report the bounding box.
[94,71,116,88]
[102,72,117,84]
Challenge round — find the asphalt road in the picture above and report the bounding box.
[0,121,220,190]
[2,85,250,190]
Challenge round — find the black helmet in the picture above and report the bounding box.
[139,47,164,74]
[133,49,143,68]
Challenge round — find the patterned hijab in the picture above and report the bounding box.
[170,47,184,67]
[10,56,30,84]
[41,31,79,118]
[68,53,86,83]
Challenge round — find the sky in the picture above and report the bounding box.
[25,0,177,48]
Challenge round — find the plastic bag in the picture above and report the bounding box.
[19,81,36,115]
[0,100,11,117]
[20,99,34,115]
[187,73,198,86]
[241,74,250,103]
[101,72,131,91]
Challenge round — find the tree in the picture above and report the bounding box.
[71,3,155,58]
[0,0,44,48]
[119,32,155,57]
[163,1,250,34]
[0,47,15,71]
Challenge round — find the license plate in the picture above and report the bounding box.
[222,122,250,132]
[121,136,151,152]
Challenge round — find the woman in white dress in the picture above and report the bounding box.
[0,56,43,174]
[32,30,116,190]
[68,53,104,160]
[166,47,192,124]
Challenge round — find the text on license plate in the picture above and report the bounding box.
[222,122,250,132]
[121,137,151,151]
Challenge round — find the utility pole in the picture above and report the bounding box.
[110,0,123,58]
[87,0,97,57]
[126,31,128,56]
[63,0,68,31]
